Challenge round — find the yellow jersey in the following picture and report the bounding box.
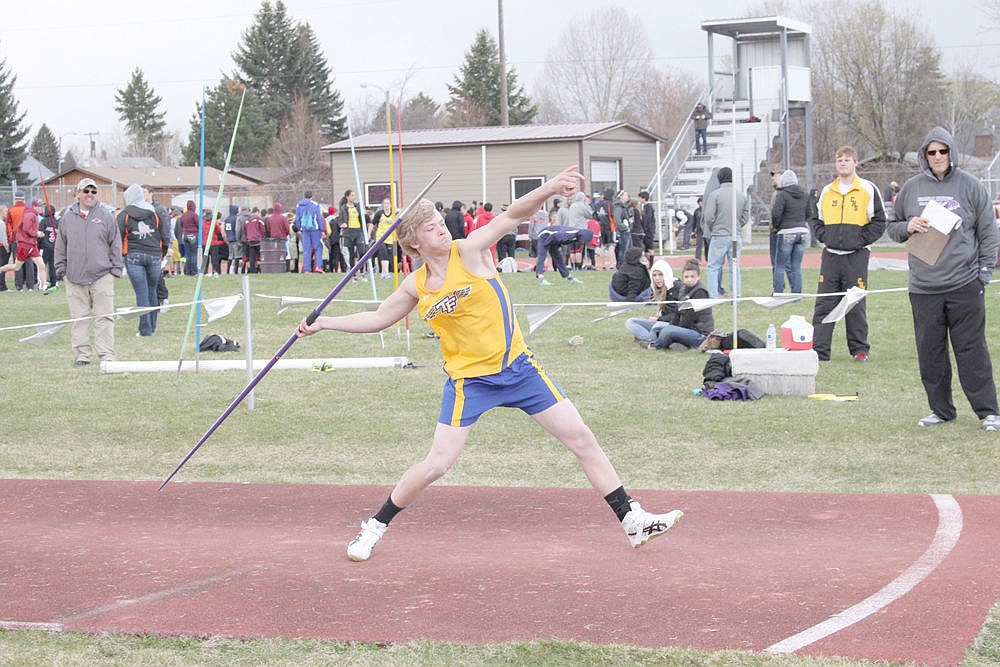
[373,210,396,243]
[347,205,363,229]
[416,241,528,379]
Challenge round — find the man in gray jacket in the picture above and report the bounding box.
[887,126,1000,430]
[54,178,123,366]
[703,167,748,298]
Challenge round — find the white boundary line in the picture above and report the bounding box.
[0,620,63,631]
[0,565,262,633]
[53,565,263,624]
[765,494,963,654]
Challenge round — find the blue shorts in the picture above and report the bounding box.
[439,352,565,427]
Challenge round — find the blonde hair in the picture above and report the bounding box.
[395,198,438,257]
[835,145,858,161]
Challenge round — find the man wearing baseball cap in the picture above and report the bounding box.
[54,178,123,365]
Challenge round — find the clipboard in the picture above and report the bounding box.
[906,226,951,265]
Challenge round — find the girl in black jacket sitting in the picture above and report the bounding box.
[649,259,715,350]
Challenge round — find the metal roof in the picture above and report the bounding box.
[701,15,811,39]
[46,165,257,189]
[228,166,288,185]
[321,121,664,152]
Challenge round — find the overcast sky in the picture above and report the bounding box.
[1,0,998,159]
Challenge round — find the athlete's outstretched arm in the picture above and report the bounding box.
[465,165,584,252]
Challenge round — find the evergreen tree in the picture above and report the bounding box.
[114,67,168,157]
[402,92,443,130]
[30,123,60,173]
[231,1,346,140]
[61,148,78,173]
[366,93,444,133]
[0,50,29,185]
[446,29,536,127]
[182,78,276,169]
[295,23,346,139]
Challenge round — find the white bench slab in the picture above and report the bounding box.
[729,348,819,396]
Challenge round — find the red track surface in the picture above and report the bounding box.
[1,480,996,665]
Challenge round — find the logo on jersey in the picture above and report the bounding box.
[424,285,472,320]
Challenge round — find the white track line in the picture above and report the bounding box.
[765,493,963,654]
[0,565,264,632]
[0,620,63,631]
[54,564,263,624]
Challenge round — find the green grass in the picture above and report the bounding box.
[0,250,996,665]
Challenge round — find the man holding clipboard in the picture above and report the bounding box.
[887,126,1000,430]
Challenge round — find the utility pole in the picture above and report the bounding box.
[84,132,99,158]
[498,0,509,126]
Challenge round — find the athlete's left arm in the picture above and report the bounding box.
[298,274,419,336]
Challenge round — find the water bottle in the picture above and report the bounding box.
[766,323,777,351]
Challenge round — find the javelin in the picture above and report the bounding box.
[159,172,441,490]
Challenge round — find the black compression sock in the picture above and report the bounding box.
[604,486,634,522]
[373,496,403,525]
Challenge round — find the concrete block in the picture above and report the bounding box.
[729,348,819,396]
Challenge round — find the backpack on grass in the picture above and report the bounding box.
[199,334,240,352]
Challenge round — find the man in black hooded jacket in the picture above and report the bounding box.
[443,200,465,239]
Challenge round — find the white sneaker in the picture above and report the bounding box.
[982,415,1000,431]
[347,518,387,561]
[622,502,683,548]
[918,413,952,427]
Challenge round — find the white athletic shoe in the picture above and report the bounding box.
[918,413,952,427]
[347,518,387,561]
[622,502,683,548]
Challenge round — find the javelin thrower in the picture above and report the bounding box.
[296,165,684,561]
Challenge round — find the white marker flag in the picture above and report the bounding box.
[526,304,564,335]
[822,285,868,324]
[204,295,241,323]
[19,324,66,347]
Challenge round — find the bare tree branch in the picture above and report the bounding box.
[809,0,944,160]
[266,96,327,192]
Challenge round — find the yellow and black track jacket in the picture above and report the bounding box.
[813,175,886,252]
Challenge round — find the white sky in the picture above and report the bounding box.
[1,0,997,158]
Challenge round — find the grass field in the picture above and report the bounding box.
[1,247,997,665]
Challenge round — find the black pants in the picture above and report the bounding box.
[328,240,348,272]
[17,260,35,289]
[811,248,870,360]
[245,244,260,272]
[496,234,516,261]
[40,243,57,285]
[910,279,998,420]
[694,228,708,262]
[343,228,367,270]
[208,245,224,274]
